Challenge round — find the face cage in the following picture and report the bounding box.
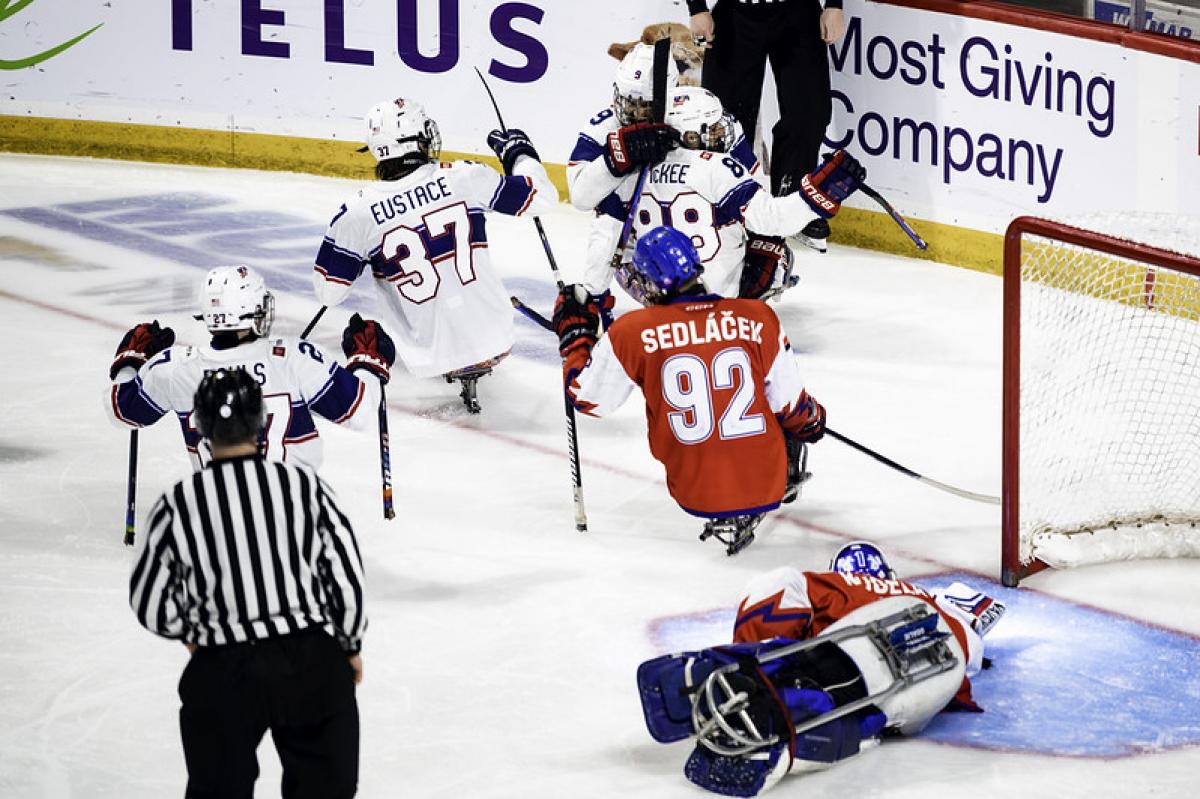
[691,665,781,757]
[614,86,653,125]
[678,114,735,153]
[199,291,274,337]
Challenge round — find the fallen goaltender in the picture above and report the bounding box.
[635,542,1006,796]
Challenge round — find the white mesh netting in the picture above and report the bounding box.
[1017,213,1200,568]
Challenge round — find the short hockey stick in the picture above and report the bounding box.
[378,384,395,520]
[478,68,588,531]
[301,306,327,339]
[474,68,569,289]
[303,305,395,520]
[511,296,552,330]
[509,293,588,531]
[859,183,928,250]
[123,430,139,546]
[826,427,998,504]
[605,38,671,274]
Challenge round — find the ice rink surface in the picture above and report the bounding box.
[1,153,1197,798]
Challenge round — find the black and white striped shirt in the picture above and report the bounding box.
[130,455,367,654]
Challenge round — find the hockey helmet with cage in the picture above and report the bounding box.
[196,265,275,338]
[192,368,265,446]
[613,42,680,125]
[362,98,442,166]
[666,87,736,154]
[830,541,896,581]
[627,226,704,303]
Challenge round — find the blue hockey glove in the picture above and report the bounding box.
[799,150,867,219]
[487,128,539,176]
[110,320,175,379]
[342,313,396,384]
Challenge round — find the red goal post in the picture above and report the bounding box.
[1002,216,1200,587]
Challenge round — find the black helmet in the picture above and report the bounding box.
[193,368,264,446]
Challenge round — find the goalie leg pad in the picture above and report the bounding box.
[684,740,788,797]
[637,652,724,743]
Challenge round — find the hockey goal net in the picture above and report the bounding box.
[1002,215,1200,587]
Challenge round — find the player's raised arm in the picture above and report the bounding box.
[105,320,176,430]
[313,200,369,308]
[742,149,867,237]
[483,127,559,217]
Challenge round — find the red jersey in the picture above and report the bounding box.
[565,295,820,517]
[733,566,984,710]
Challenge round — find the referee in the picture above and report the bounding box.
[130,368,366,799]
[688,0,847,232]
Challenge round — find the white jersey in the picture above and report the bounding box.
[108,337,379,472]
[568,106,821,297]
[314,158,557,378]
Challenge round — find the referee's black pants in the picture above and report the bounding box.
[178,629,359,799]
[702,0,832,194]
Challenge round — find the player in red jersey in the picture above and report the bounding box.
[734,541,1006,711]
[552,225,826,554]
[635,541,1006,796]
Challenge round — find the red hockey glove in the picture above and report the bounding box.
[739,235,793,300]
[341,313,396,384]
[110,320,176,379]
[793,394,827,443]
[553,286,601,357]
[604,123,676,176]
[798,150,867,219]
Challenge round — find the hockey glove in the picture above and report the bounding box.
[799,150,867,219]
[341,313,396,384]
[590,289,616,330]
[486,128,540,176]
[553,285,602,358]
[604,123,676,176]
[110,320,176,380]
[739,235,793,300]
[793,393,827,444]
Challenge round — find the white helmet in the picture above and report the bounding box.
[196,265,275,338]
[666,87,736,153]
[613,42,679,125]
[362,98,442,164]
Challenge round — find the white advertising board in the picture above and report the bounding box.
[0,0,685,157]
[826,0,1199,233]
[3,0,1198,237]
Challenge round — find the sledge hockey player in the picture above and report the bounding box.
[313,98,558,413]
[636,540,1006,796]
[630,87,868,299]
[569,52,866,305]
[552,226,826,554]
[107,264,394,472]
[566,47,745,311]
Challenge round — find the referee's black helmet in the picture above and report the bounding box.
[193,368,265,445]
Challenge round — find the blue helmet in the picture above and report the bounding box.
[627,226,703,303]
[830,541,895,581]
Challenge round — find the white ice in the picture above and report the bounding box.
[0,153,1197,798]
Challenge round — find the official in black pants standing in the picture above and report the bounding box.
[688,0,847,241]
[130,369,367,799]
